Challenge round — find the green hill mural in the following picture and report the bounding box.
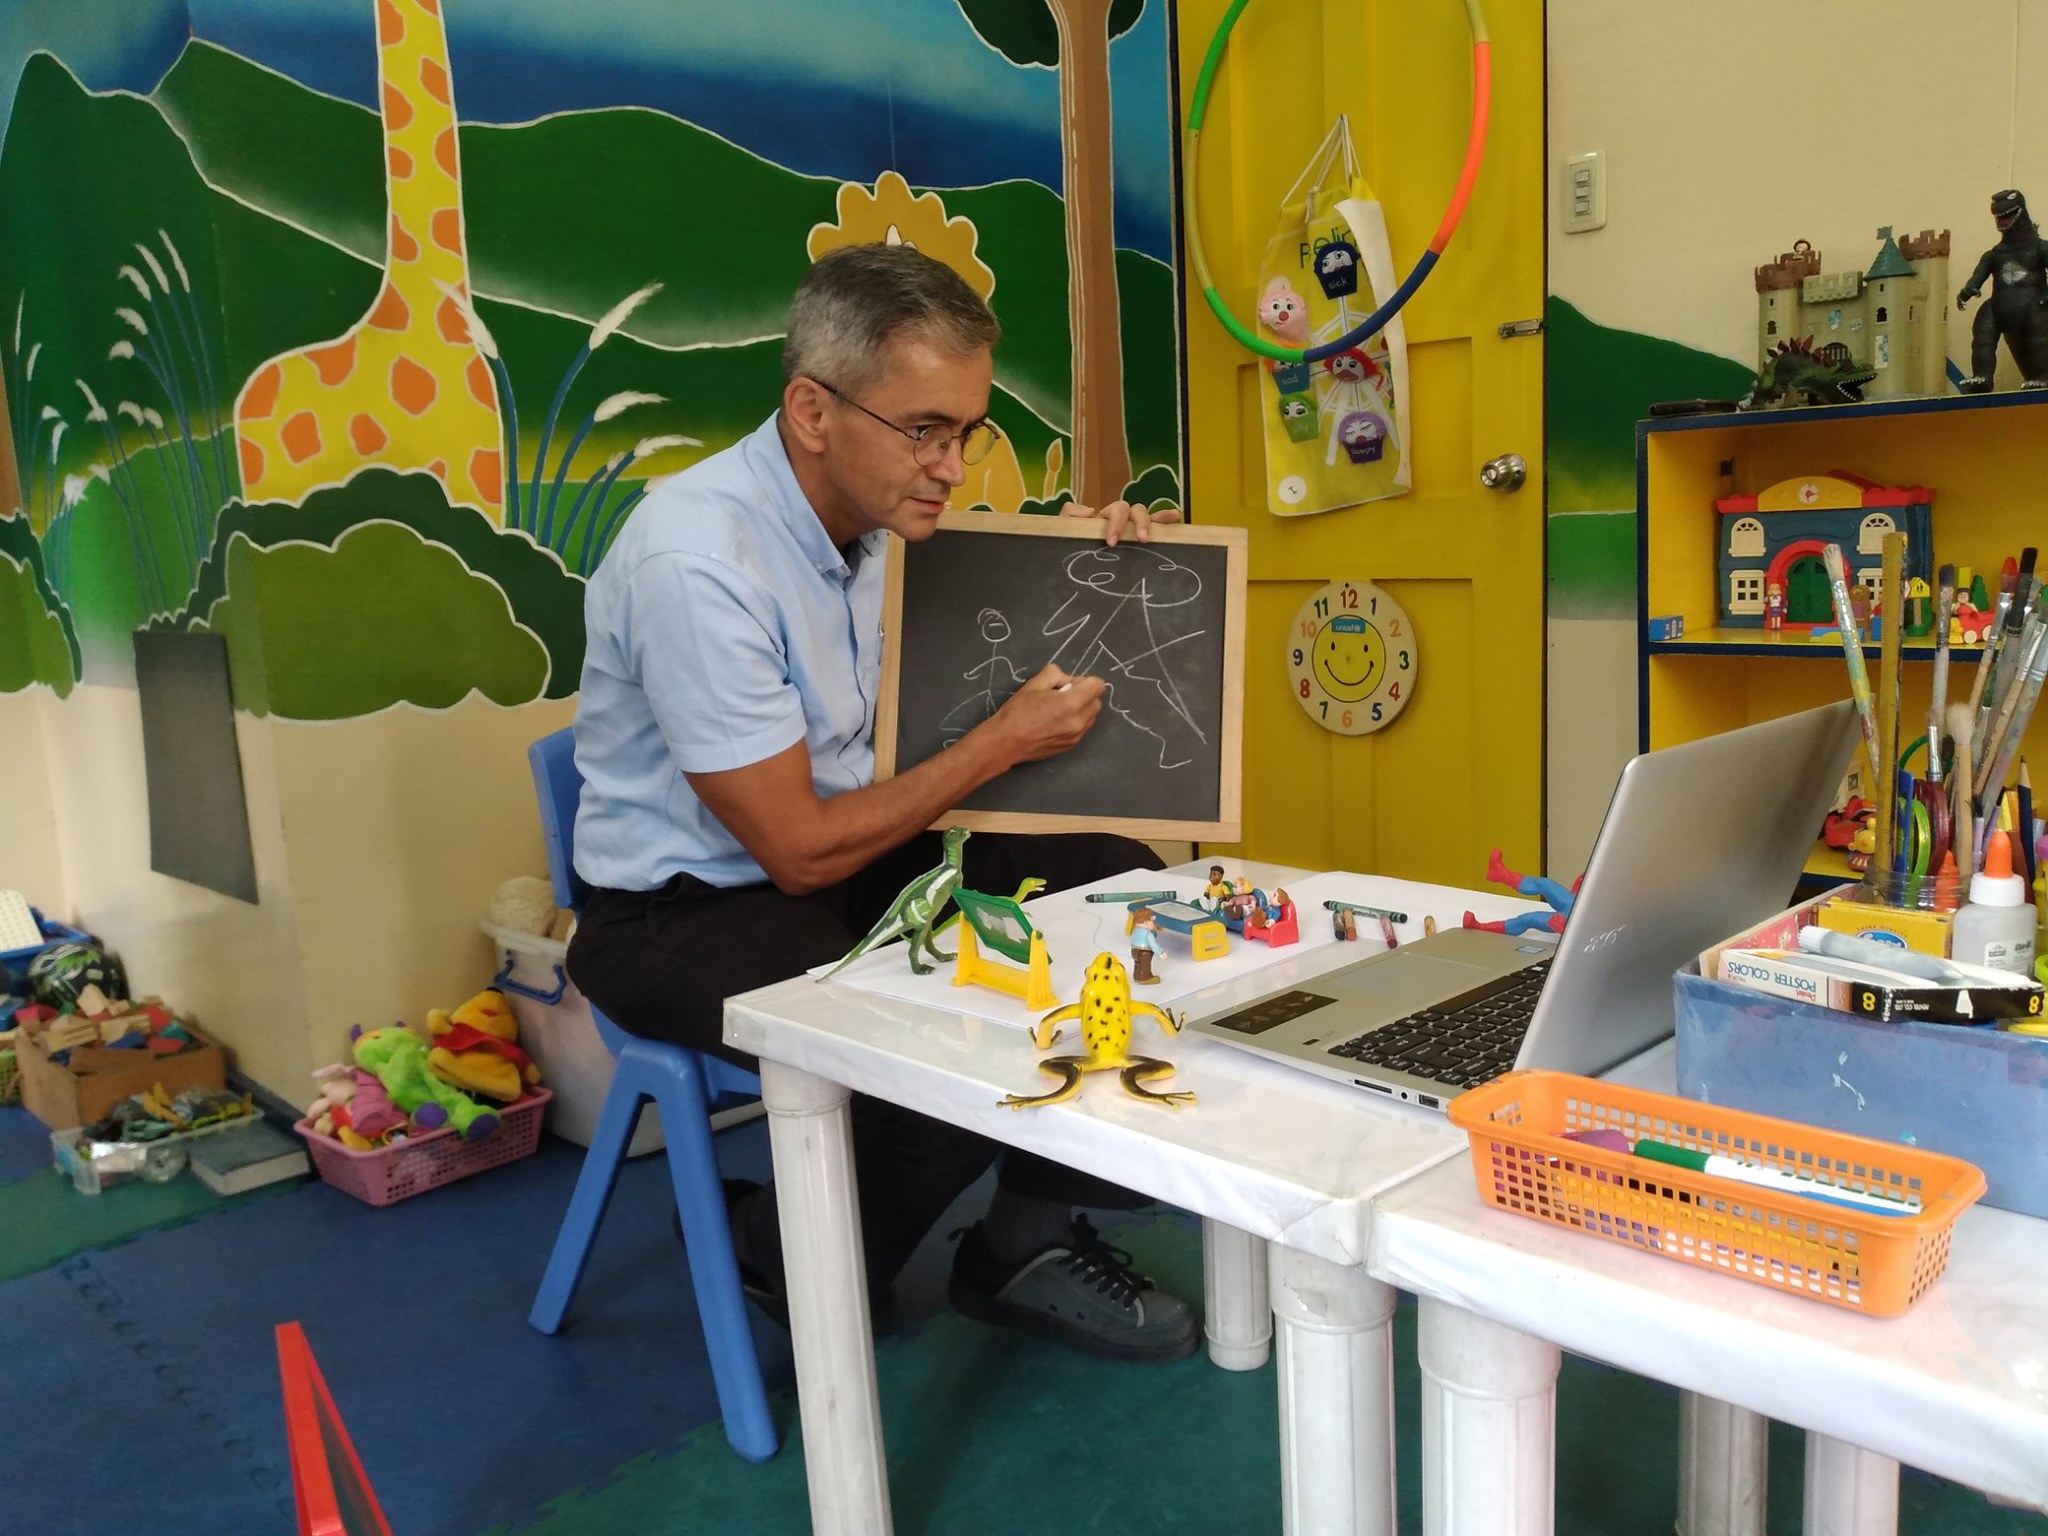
[146,39,1176,459]
[0,39,1183,709]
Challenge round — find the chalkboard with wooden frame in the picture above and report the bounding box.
[876,512,1246,840]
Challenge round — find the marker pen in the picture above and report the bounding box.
[1634,1140,1920,1218]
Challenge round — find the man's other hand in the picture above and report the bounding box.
[984,664,1105,765]
[1061,498,1183,547]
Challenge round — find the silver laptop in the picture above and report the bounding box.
[1186,701,1859,1109]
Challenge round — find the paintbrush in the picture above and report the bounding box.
[1975,620,2048,862]
[1949,701,1975,871]
[1976,612,2045,801]
[1873,533,1905,878]
[1929,562,1956,783]
[1968,555,2023,737]
[2021,758,2036,888]
[1822,543,1884,798]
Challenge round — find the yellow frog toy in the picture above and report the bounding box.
[1000,951,1195,1110]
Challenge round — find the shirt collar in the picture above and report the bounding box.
[746,413,885,581]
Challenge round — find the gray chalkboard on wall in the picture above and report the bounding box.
[876,512,1246,840]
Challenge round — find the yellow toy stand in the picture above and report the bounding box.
[953,923,1060,1012]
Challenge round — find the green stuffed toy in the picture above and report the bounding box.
[351,1024,499,1141]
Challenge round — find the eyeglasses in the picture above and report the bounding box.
[813,379,1000,467]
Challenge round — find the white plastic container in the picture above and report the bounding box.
[1949,830,2036,976]
[482,919,665,1157]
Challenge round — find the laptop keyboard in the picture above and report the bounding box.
[1327,958,1551,1091]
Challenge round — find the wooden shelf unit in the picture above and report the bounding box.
[1636,390,2048,879]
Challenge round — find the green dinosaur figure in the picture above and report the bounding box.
[825,826,970,978]
[1748,336,1877,409]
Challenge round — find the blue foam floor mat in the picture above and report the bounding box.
[0,1102,54,1185]
[0,1119,797,1536]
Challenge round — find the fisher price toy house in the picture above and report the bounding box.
[1715,473,1934,629]
[1755,227,1950,401]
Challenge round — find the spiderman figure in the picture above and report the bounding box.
[1462,848,1581,937]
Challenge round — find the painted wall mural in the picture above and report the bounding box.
[0,0,1181,717]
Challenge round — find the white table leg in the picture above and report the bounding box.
[1270,1243,1398,1536]
[1677,1393,1768,1536]
[761,1060,891,1536]
[1203,1218,1271,1370]
[1802,1433,1899,1536]
[1418,1296,1561,1536]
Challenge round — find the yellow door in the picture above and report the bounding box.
[1180,0,1545,887]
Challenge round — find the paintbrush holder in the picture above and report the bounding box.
[1852,867,1959,914]
[1823,870,1957,959]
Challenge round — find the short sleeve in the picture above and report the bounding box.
[616,550,807,774]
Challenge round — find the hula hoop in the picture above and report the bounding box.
[1183,0,1492,364]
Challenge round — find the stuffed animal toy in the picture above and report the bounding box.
[307,1063,358,1144]
[343,1067,407,1146]
[488,876,560,938]
[426,988,541,1104]
[351,1024,498,1140]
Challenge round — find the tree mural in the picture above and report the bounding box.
[956,0,1140,509]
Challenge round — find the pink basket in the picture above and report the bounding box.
[294,1089,551,1207]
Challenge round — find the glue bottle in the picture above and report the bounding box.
[1950,830,2035,975]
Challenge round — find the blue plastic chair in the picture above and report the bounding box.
[523,728,778,1462]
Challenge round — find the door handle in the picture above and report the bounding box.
[1480,453,1527,493]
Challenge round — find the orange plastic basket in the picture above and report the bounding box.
[1447,1071,1986,1316]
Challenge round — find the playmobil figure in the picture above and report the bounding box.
[1849,582,1873,633]
[1957,189,2048,392]
[1000,952,1194,1110]
[1244,888,1299,947]
[1127,907,1161,984]
[1763,581,1786,632]
[1203,865,1231,903]
[1463,847,1582,938]
[825,827,969,978]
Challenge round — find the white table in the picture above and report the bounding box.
[1369,1043,2048,1535]
[725,862,1537,1536]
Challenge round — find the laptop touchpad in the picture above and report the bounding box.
[1348,953,1491,1012]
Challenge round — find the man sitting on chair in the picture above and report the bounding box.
[565,243,1195,1362]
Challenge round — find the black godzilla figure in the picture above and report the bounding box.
[1956,189,2048,391]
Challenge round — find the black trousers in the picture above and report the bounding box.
[567,830,1166,1294]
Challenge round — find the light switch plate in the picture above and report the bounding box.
[1564,150,1606,234]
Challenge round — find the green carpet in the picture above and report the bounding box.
[501,1216,2046,1536]
[0,1159,308,1281]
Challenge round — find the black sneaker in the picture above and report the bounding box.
[672,1178,789,1327]
[948,1216,1199,1363]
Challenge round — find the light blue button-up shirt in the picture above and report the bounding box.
[571,415,887,891]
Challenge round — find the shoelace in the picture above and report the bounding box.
[1055,1216,1152,1307]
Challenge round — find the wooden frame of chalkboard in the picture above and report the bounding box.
[876,511,1247,840]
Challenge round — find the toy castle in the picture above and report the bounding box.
[1755,228,1950,400]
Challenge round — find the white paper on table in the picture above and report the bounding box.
[808,868,1501,1030]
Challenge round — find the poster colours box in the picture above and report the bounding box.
[1678,892,2048,1218]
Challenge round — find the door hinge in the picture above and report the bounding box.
[1497,318,1545,339]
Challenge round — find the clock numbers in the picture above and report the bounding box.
[1285,580,1418,736]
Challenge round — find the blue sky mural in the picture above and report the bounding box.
[0,0,1175,262]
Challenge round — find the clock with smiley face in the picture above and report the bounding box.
[1287,580,1416,735]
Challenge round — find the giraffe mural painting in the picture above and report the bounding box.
[232,0,504,520]
[0,0,1181,716]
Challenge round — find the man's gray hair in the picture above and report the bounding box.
[783,244,1000,396]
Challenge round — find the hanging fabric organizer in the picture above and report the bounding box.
[1254,117,1410,516]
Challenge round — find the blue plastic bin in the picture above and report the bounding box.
[1674,967,2048,1219]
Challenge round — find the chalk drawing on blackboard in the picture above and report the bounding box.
[933,546,1210,771]
[938,608,1028,746]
